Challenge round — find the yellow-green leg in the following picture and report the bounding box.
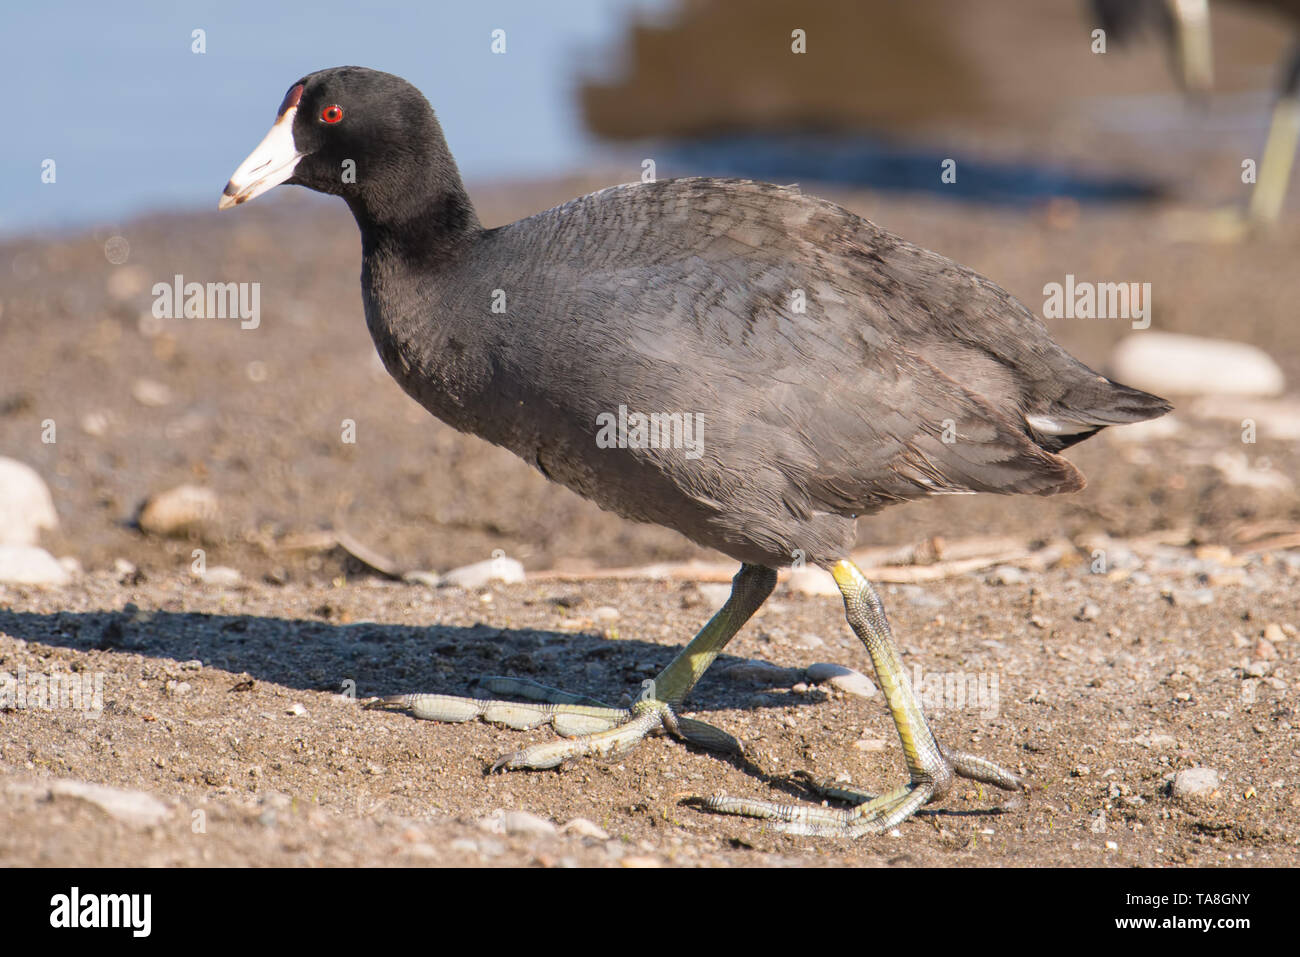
[1247,88,1300,226]
[705,559,1023,837]
[366,563,777,770]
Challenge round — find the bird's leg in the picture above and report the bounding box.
[704,559,1023,837]
[367,563,777,770]
[1247,56,1300,227]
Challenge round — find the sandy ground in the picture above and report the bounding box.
[1,552,1296,867]
[3,155,1300,867]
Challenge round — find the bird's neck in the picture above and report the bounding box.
[347,144,482,268]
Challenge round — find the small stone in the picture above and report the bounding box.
[0,545,69,585]
[501,810,556,837]
[181,659,203,671]
[442,556,525,588]
[561,817,610,841]
[988,566,1025,586]
[620,855,662,868]
[591,605,620,623]
[805,663,877,698]
[1255,638,1278,661]
[131,378,173,407]
[49,779,170,828]
[1263,623,1287,644]
[286,702,307,716]
[0,458,59,546]
[480,810,556,837]
[1171,767,1220,800]
[137,484,219,538]
[855,738,888,752]
[1076,601,1101,622]
[1109,332,1285,397]
[201,565,242,587]
[1242,661,1270,678]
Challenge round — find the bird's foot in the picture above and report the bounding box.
[364,676,741,771]
[702,743,1023,837]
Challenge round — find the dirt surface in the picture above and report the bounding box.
[1,551,1297,867]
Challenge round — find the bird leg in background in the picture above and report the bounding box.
[366,563,777,770]
[705,559,1023,836]
[1248,45,1300,226]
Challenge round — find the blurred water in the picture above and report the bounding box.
[661,131,1161,205]
[1,0,667,236]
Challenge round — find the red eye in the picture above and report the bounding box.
[320,105,343,124]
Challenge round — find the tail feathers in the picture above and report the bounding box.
[1027,376,1172,452]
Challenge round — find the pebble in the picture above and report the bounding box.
[0,545,70,585]
[1109,332,1285,397]
[989,565,1025,586]
[620,855,662,868]
[137,484,219,537]
[855,738,888,752]
[201,565,242,587]
[591,605,620,623]
[49,779,170,828]
[1171,767,1220,800]
[562,817,610,841]
[0,458,59,546]
[1242,661,1270,678]
[805,663,878,698]
[442,556,525,588]
[1076,601,1101,622]
[131,378,173,407]
[286,702,307,716]
[479,810,556,837]
[1263,623,1287,644]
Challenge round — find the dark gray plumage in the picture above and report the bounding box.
[363,175,1166,567]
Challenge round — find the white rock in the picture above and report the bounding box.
[0,545,69,585]
[131,378,172,407]
[989,565,1026,586]
[786,566,839,596]
[592,605,621,622]
[0,458,58,546]
[1171,767,1220,799]
[200,565,242,587]
[49,779,170,827]
[562,817,610,840]
[137,484,218,537]
[805,662,878,698]
[479,809,556,837]
[1109,332,1284,397]
[442,556,525,588]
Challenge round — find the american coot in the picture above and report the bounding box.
[221,67,1171,836]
